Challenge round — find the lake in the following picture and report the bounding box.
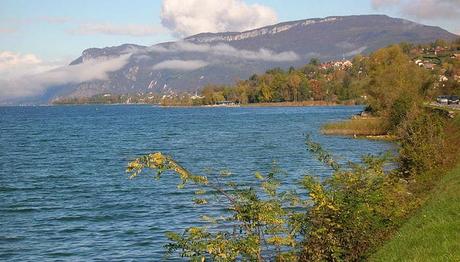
[0,105,392,260]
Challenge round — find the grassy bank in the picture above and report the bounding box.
[370,163,460,262]
[321,117,389,137]
[368,113,460,261]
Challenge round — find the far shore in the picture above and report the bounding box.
[3,101,361,107]
[241,100,358,107]
[159,100,360,108]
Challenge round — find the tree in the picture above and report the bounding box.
[399,42,413,54]
[396,108,447,176]
[202,85,226,105]
[366,45,429,115]
[309,58,320,66]
[310,79,324,100]
[235,81,250,104]
[433,39,448,48]
[298,77,311,101]
[287,73,302,101]
[259,81,273,102]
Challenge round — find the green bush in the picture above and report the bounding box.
[396,108,447,177]
[126,138,413,261]
[388,92,419,132]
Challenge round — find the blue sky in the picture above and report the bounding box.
[0,0,459,61]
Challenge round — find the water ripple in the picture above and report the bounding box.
[0,105,392,260]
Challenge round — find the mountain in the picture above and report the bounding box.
[58,15,459,99]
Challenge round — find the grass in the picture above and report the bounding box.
[370,163,460,262]
[321,117,388,137]
[370,113,460,261]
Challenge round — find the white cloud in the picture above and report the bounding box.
[0,51,55,78]
[372,0,460,19]
[0,51,41,69]
[0,52,131,100]
[69,23,167,37]
[36,55,130,84]
[161,0,278,37]
[147,41,300,62]
[344,46,367,57]
[152,59,209,71]
[208,44,299,62]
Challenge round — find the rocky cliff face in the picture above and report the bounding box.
[56,15,457,99]
[185,17,341,43]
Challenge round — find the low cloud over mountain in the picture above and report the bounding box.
[152,59,209,71]
[0,53,130,101]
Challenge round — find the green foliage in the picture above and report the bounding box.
[370,163,460,262]
[305,137,341,171]
[126,137,415,261]
[197,57,365,105]
[128,153,303,261]
[396,108,447,177]
[398,42,414,55]
[309,58,320,66]
[387,92,418,131]
[300,139,409,261]
[366,45,428,115]
[202,85,227,105]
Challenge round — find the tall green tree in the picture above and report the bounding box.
[366,45,429,116]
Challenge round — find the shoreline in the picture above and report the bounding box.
[160,100,359,108]
[2,102,360,108]
[241,101,356,107]
[3,101,360,108]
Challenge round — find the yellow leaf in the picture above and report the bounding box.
[255,172,264,180]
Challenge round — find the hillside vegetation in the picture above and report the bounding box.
[159,39,460,107]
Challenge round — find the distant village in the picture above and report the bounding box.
[412,45,460,83]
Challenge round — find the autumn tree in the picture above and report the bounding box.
[366,45,430,119]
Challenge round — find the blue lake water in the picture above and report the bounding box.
[0,105,392,260]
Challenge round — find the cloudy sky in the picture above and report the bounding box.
[1,0,459,61]
[0,0,459,100]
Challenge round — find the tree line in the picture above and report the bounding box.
[188,39,459,106]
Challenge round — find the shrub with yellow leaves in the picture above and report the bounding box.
[126,136,414,261]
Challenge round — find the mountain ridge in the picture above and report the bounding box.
[44,15,460,101]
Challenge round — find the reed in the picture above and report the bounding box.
[322,117,388,136]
